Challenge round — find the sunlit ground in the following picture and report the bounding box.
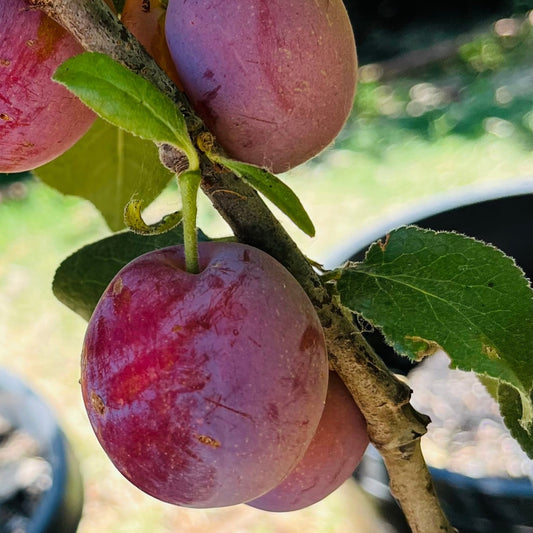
[1,13,533,533]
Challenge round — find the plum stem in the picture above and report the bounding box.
[178,169,202,274]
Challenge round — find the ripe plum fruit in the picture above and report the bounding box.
[165,0,357,173]
[0,0,95,173]
[121,0,183,89]
[81,242,329,508]
[248,371,369,511]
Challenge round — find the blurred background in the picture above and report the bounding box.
[2,2,533,531]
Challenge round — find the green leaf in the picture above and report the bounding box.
[34,118,173,231]
[53,225,212,321]
[336,226,533,394]
[498,383,533,459]
[209,154,315,237]
[53,52,198,169]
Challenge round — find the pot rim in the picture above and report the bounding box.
[322,175,533,270]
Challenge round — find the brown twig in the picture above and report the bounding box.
[26,1,457,530]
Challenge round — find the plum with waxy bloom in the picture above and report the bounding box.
[165,0,357,173]
[0,0,95,173]
[81,242,329,508]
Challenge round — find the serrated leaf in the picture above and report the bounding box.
[34,118,173,231]
[209,154,315,237]
[498,383,533,458]
[53,225,212,321]
[53,52,198,168]
[336,226,533,394]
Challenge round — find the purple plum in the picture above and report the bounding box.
[81,242,329,508]
[165,0,358,173]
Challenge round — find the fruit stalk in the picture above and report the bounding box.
[178,169,201,274]
[27,1,456,530]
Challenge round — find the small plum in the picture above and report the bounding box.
[0,0,95,173]
[121,0,183,89]
[248,371,369,512]
[165,0,357,173]
[81,242,329,508]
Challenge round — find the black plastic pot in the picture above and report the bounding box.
[0,368,83,533]
[324,179,533,532]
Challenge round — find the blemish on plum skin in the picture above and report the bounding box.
[266,403,279,422]
[112,277,123,296]
[202,84,222,103]
[195,83,222,127]
[91,391,106,416]
[205,397,254,421]
[197,434,221,448]
[31,16,69,63]
[111,277,132,311]
[299,325,321,352]
[0,59,10,67]
[0,113,11,122]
